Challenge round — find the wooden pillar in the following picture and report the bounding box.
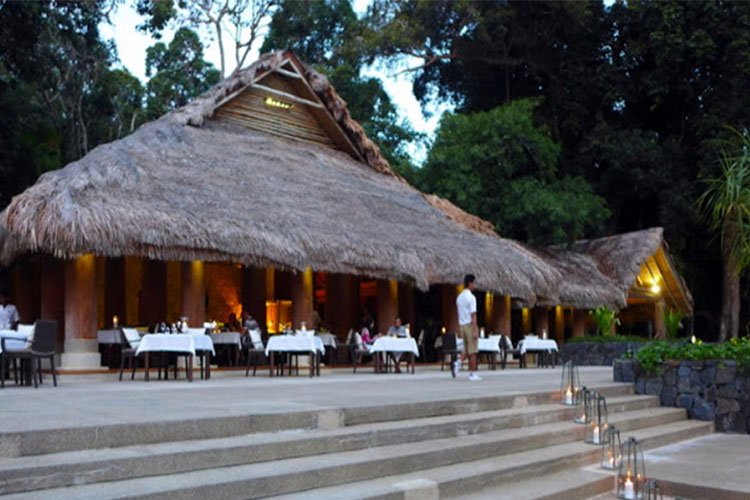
[554,305,565,343]
[399,282,415,328]
[326,273,356,339]
[242,266,268,326]
[181,260,205,327]
[654,300,666,339]
[376,279,399,335]
[104,257,126,329]
[441,284,460,334]
[490,294,512,336]
[533,306,549,337]
[572,309,587,338]
[291,267,313,329]
[62,254,100,368]
[140,260,166,326]
[41,256,65,349]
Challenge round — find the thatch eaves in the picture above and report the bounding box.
[548,227,693,314]
[0,84,561,300]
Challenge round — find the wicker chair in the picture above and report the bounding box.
[244,329,265,377]
[1,319,58,388]
[119,328,142,381]
[440,332,462,372]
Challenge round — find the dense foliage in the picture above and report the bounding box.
[419,99,609,243]
[636,338,750,374]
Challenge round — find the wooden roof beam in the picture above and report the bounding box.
[250,83,324,109]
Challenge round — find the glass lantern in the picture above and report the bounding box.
[617,436,646,499]
[560,360,581,406]
[644,479,662,500]
[574,386,591,424]
[600,424,622,470]
[585,391,608,444]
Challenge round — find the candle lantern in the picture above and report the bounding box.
[574,386,592,424]
[644,479,662,500]
[112,315,119,329]
[585,391,608,445]
[600,424,622,470]
[617,436,646,499]
[560,360,581,406]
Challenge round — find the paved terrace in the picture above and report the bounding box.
[0,366,614,433]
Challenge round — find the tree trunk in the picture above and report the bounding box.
[719,223,741,341]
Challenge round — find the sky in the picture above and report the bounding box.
[99,1,452,163]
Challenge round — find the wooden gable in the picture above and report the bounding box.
[627,246,692,314]
[211,59,363,161]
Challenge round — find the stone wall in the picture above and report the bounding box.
[559,342,645,366]
[627,359,750,433]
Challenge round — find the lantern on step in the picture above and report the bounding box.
[574,386,591,424]
[600,424,622,470]
[560,360,581,406]
[585,391,608,445]
[617,436,646,500]
[644,479,662,500]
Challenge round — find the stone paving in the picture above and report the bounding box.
[0,365,614,432]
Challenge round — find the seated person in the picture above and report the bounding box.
[387,317,408,337]
[360,320,375,345]
[386,317,408,372]
[242,311,260,332]
[225,313,241,332]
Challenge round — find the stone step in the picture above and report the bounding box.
[0,382,634,458]
[4,410,704,500]
[271,420,712,500]
[0,395,658,495]
[452,468,614,500]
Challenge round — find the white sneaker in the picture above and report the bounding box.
[451,360,461,378]
[469,373,482,381]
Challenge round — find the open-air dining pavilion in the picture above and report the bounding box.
[0,50,692,378]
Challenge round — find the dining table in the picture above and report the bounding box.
[135,333,215,382]
[265,335,325,377]
[367,337,419,374]
[0,329,33,385]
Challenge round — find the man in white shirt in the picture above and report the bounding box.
[0,292,20,330]
[455,274,480,381]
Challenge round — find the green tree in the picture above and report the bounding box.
[144,28,220,119]
[420,99,609,244]
[261,0,420,176]
[698,129,750,341]
[0,1,137,208]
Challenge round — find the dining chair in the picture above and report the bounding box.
[1,320,57,388]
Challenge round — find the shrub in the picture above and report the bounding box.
[568,334,647,344]
[663,309,684,339]
[635,337,750,374]
[589,307,620,335]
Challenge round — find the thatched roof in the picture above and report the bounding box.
[546,227,693,313]
[0,50,561,301]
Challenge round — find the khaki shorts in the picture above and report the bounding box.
[459,324,478,355]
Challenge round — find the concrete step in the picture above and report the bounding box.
[453,468,614,500]
[0,395,658,495]
[272,420,712,500]
[0,382,635,458]
[3,411,707,499]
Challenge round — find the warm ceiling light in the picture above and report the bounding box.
[650,283,661,295]
[264,96,293,109]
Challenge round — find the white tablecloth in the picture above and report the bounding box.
[265,335,325,356]
[212,332,242,346]
[519,337,558,355]
[136,334,215,357]
[368,337,419,356]
[0,330,31,354]
[455,336,502,353]
[316,333,337,349]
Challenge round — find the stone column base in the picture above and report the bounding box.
[60,339,101,370]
